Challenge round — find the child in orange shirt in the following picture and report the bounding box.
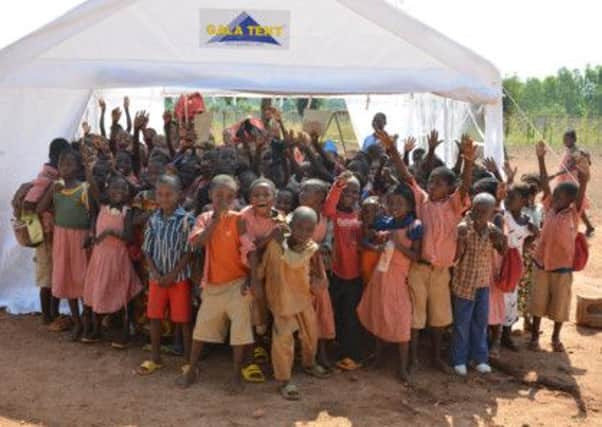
[529,141,589,352]
[178,175,252,393]
[258,206,330,400]
[378,130,475,373]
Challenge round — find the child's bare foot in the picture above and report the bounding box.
[175,365,197,389]
[226,374,245,395]
[551,340,565,353]
[398,369,412,386]
[433,358,452,375]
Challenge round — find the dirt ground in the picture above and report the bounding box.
[1,146,601,427]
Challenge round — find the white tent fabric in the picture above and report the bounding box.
[0,0,503,313]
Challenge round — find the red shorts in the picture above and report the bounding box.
[147,280,192,323]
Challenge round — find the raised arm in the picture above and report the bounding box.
[536,141,551,199]
[459,134,477,199]
[99,98,107,137]
[423,130,443,177]
[131,111,148,177]
[124,97,132,134]
[323,171,351,218]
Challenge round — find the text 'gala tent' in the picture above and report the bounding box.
[0,0,503,313]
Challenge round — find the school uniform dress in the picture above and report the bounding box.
[52,183,89,299]
[311,215,336,340]
[451,219,497,367]
[502,212,533,327]
[357,220,422,343]
[240,206,284,329]
[324,183,363,362]
[83,206,142,314]
[258,239,319,381]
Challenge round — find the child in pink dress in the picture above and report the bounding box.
[36,149,90,341]
[299,179,336,369]
[357,184,422,383]
[83,174,142,347]
[240,178,287,380]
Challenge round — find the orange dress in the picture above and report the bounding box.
[311,214,336,340]
[357,225,417,343]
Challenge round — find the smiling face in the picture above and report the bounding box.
[339,179,360,210]
[386,193,411,219]
[107,178,130,206]
[156,181,180,213]
[427,171,454,201]
[249,182,275,216]
[210,183,237,211]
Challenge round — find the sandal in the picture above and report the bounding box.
[304,364,333,379]
[136,360,164,376]
[111,342,128,350]
[280,383,301,401]
[48,316,72,332]
[253,346,269,364]
[241,363,266,383]
[336,358,362,371]
[175,364,198,388]
[552,340,565,353]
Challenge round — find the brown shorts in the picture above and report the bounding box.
[408,263,452,329]
[34,241,52,288]
[530,267,572,323]
[193,278,254,346]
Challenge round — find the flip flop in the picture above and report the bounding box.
[136,360,164,376]
[280,383,301,401]
[336,358,362,371]
[304,364,333,379]
[111,342,128,350]
[253,346,269,364]
[80,336,101,344]
[241,363,266,383]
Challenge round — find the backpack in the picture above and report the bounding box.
[495,247,523,292]
[573,232,589,272]
[11,182,44,248]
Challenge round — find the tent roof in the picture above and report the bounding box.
[0,0,501,103]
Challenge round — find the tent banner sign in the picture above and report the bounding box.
[200,9,290,49]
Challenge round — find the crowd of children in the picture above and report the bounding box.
[12,99,592,399]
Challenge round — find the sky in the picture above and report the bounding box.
[0,0,600,79]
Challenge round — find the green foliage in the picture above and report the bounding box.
[504,65,602,146]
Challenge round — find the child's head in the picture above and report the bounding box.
[521,173,541,193]
[200,149,218,179]
[471,177,499,200]
[372,112,387,132]
[276,188,296,215]
[339,175,361,210]
[215,145,238,175]
[116,129,131,151]
[155,174,182,212]
[210,174,238,210]
[48,138,70,167]
[412,148,425,165]
[107,174,130,206]
[366,143,385,163]
[177,152,201,190]
[470,193,496,229]
[299,179,328,213]
[92,158,111,191]
[361,196,381,226]
[289,206,318,246]
[427,166,457,201]
[249,178,276,216]
[143,159,167,189]
[115,151,133,176]
[552,182,579,211]
[386,183,415,219]
[505,184,530,214]
[58,149,80,181]
[347,159,369,188]
[563,129,577,149]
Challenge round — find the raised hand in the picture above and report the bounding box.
[375,129,395,150]
[134,110,148,131]
[427,129,443,152]
[483,157,498,174]
[98,98,106,110]
[535,140,546,158]
[123,96,130,110]
[162,110,172,125]
[334,170,354,187]
[460,134,477,162]
[496,181,507,202]
[403,136,416,153]
[82,121,91,136]
[503,161,517,183]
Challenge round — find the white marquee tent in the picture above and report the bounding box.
[0,0,503,313]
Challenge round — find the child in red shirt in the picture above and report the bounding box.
[324,171,363,370]
[529,141,589,352]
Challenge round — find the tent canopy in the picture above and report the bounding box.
[0,0,501,102]
[0,0,503,313]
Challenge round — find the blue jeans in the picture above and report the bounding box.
[451,287,489,366]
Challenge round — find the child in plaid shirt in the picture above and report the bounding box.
[451,193,506,376]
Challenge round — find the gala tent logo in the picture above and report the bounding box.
[200,9,289,49]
